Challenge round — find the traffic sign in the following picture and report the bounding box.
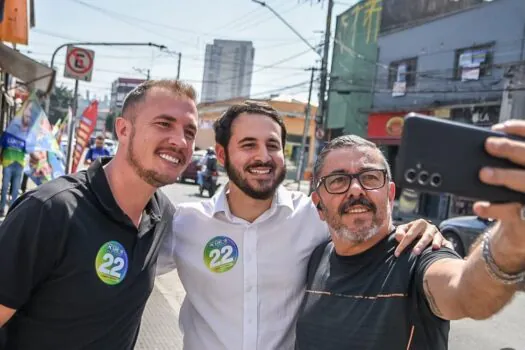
[64,46,95,82]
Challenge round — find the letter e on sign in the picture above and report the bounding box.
[64,46,95,82]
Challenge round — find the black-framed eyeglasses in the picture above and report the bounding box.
[317,169,388,194]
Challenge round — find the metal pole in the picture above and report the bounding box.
[316,0,333,132]
[147,69,150,80]
[66,79,79,174]
[177,52,182,79]
[296,67,316,191]
[45,42,167,115]
[251,0,321,56]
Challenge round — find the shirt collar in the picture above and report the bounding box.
[87,157,162,231]
[212,182,295,220]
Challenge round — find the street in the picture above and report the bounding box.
[136,180,525,350]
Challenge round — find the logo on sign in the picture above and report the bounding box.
[386,117,404,137]
[203,236,239,273]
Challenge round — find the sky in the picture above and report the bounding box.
[20,0,358,104]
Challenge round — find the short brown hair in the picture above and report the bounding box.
[121,79,197,122]
[213,101,287,149]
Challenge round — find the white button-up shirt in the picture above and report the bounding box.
[158,184,329,350]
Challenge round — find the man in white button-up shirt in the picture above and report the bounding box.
[158,101,446,350]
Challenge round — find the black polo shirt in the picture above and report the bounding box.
[295,232,461,350]
[0,158,175,350]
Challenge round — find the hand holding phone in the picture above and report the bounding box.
[395,114,525,204]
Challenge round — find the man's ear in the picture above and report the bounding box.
[114,117,129,142]
[215,143,226,166]
[311,191,326,221]
[388,181,396,209]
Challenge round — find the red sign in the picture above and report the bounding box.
[368,111,433,142]
[71,101,98,173]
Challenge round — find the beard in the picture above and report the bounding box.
[126,124,182,188]
[224,151,286,200]
[323,195,389,244]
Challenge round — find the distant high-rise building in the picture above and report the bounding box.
[109,77,146,113]
[201,39,255,103]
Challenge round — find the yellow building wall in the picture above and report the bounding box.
[195,99,317,170]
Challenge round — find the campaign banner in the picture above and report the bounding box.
[4,92,66,185]
[71,100,98,173]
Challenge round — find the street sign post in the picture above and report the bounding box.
[64,46,95,82]
[63,45,95,173]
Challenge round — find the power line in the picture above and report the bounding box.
[67,0,195,47]
[66,0,311,42]
[216,48,314,84]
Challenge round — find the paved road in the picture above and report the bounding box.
[140,180,525,349]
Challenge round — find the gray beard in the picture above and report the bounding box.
[333,224,381,244]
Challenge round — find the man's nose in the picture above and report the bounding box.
[254,146,272,162]
[347,177,366,197]
[168,127,188,148]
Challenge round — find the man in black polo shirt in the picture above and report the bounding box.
[0,79,199,349]
[296,135,525,349]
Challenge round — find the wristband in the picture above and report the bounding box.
[481,231,525,285]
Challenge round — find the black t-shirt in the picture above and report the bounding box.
[295,232,461,350]
[0,158,175,350]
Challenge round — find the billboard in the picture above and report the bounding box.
[380,0,483,33]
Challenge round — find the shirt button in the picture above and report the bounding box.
[246,285,252,292]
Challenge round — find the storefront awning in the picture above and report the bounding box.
[0,42,55,95]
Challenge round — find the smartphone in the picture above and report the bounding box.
[395,113,525,204]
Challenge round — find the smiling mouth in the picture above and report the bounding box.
[247,167,272,175]
[159,153,181,165]
[345,205,372,214]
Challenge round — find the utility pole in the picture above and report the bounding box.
[133,67,151,80]
[177,52,182,79]
[500,62,525,123]
[296,67,319,191]
[66,80,79,174]
[315,0,334,138]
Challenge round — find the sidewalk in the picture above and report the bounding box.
[135,270,186,349]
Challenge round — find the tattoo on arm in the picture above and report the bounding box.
[423,278,444,318]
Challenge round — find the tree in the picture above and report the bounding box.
[48,85,74,125]
[105,111,117,135]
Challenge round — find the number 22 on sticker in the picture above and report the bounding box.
[209,246,234,268]
[98,253,125,278]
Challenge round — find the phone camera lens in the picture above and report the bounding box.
[430,173,442,187]
[417,171,429,185]
[404,169,417,183]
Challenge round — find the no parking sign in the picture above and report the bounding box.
[64,46,95,82]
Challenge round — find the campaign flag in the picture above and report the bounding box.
[4,92,66,185]
[71,100,98,173]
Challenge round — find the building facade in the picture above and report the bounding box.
[109,77,146,113]
[325,0,381,139]
[371,0,525,221]
[201,40,255,103]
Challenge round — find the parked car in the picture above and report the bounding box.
[438,215,494,257]
[178,150,207,183]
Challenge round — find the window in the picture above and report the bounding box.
[454,43,494,81]
[388,57,418,89]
